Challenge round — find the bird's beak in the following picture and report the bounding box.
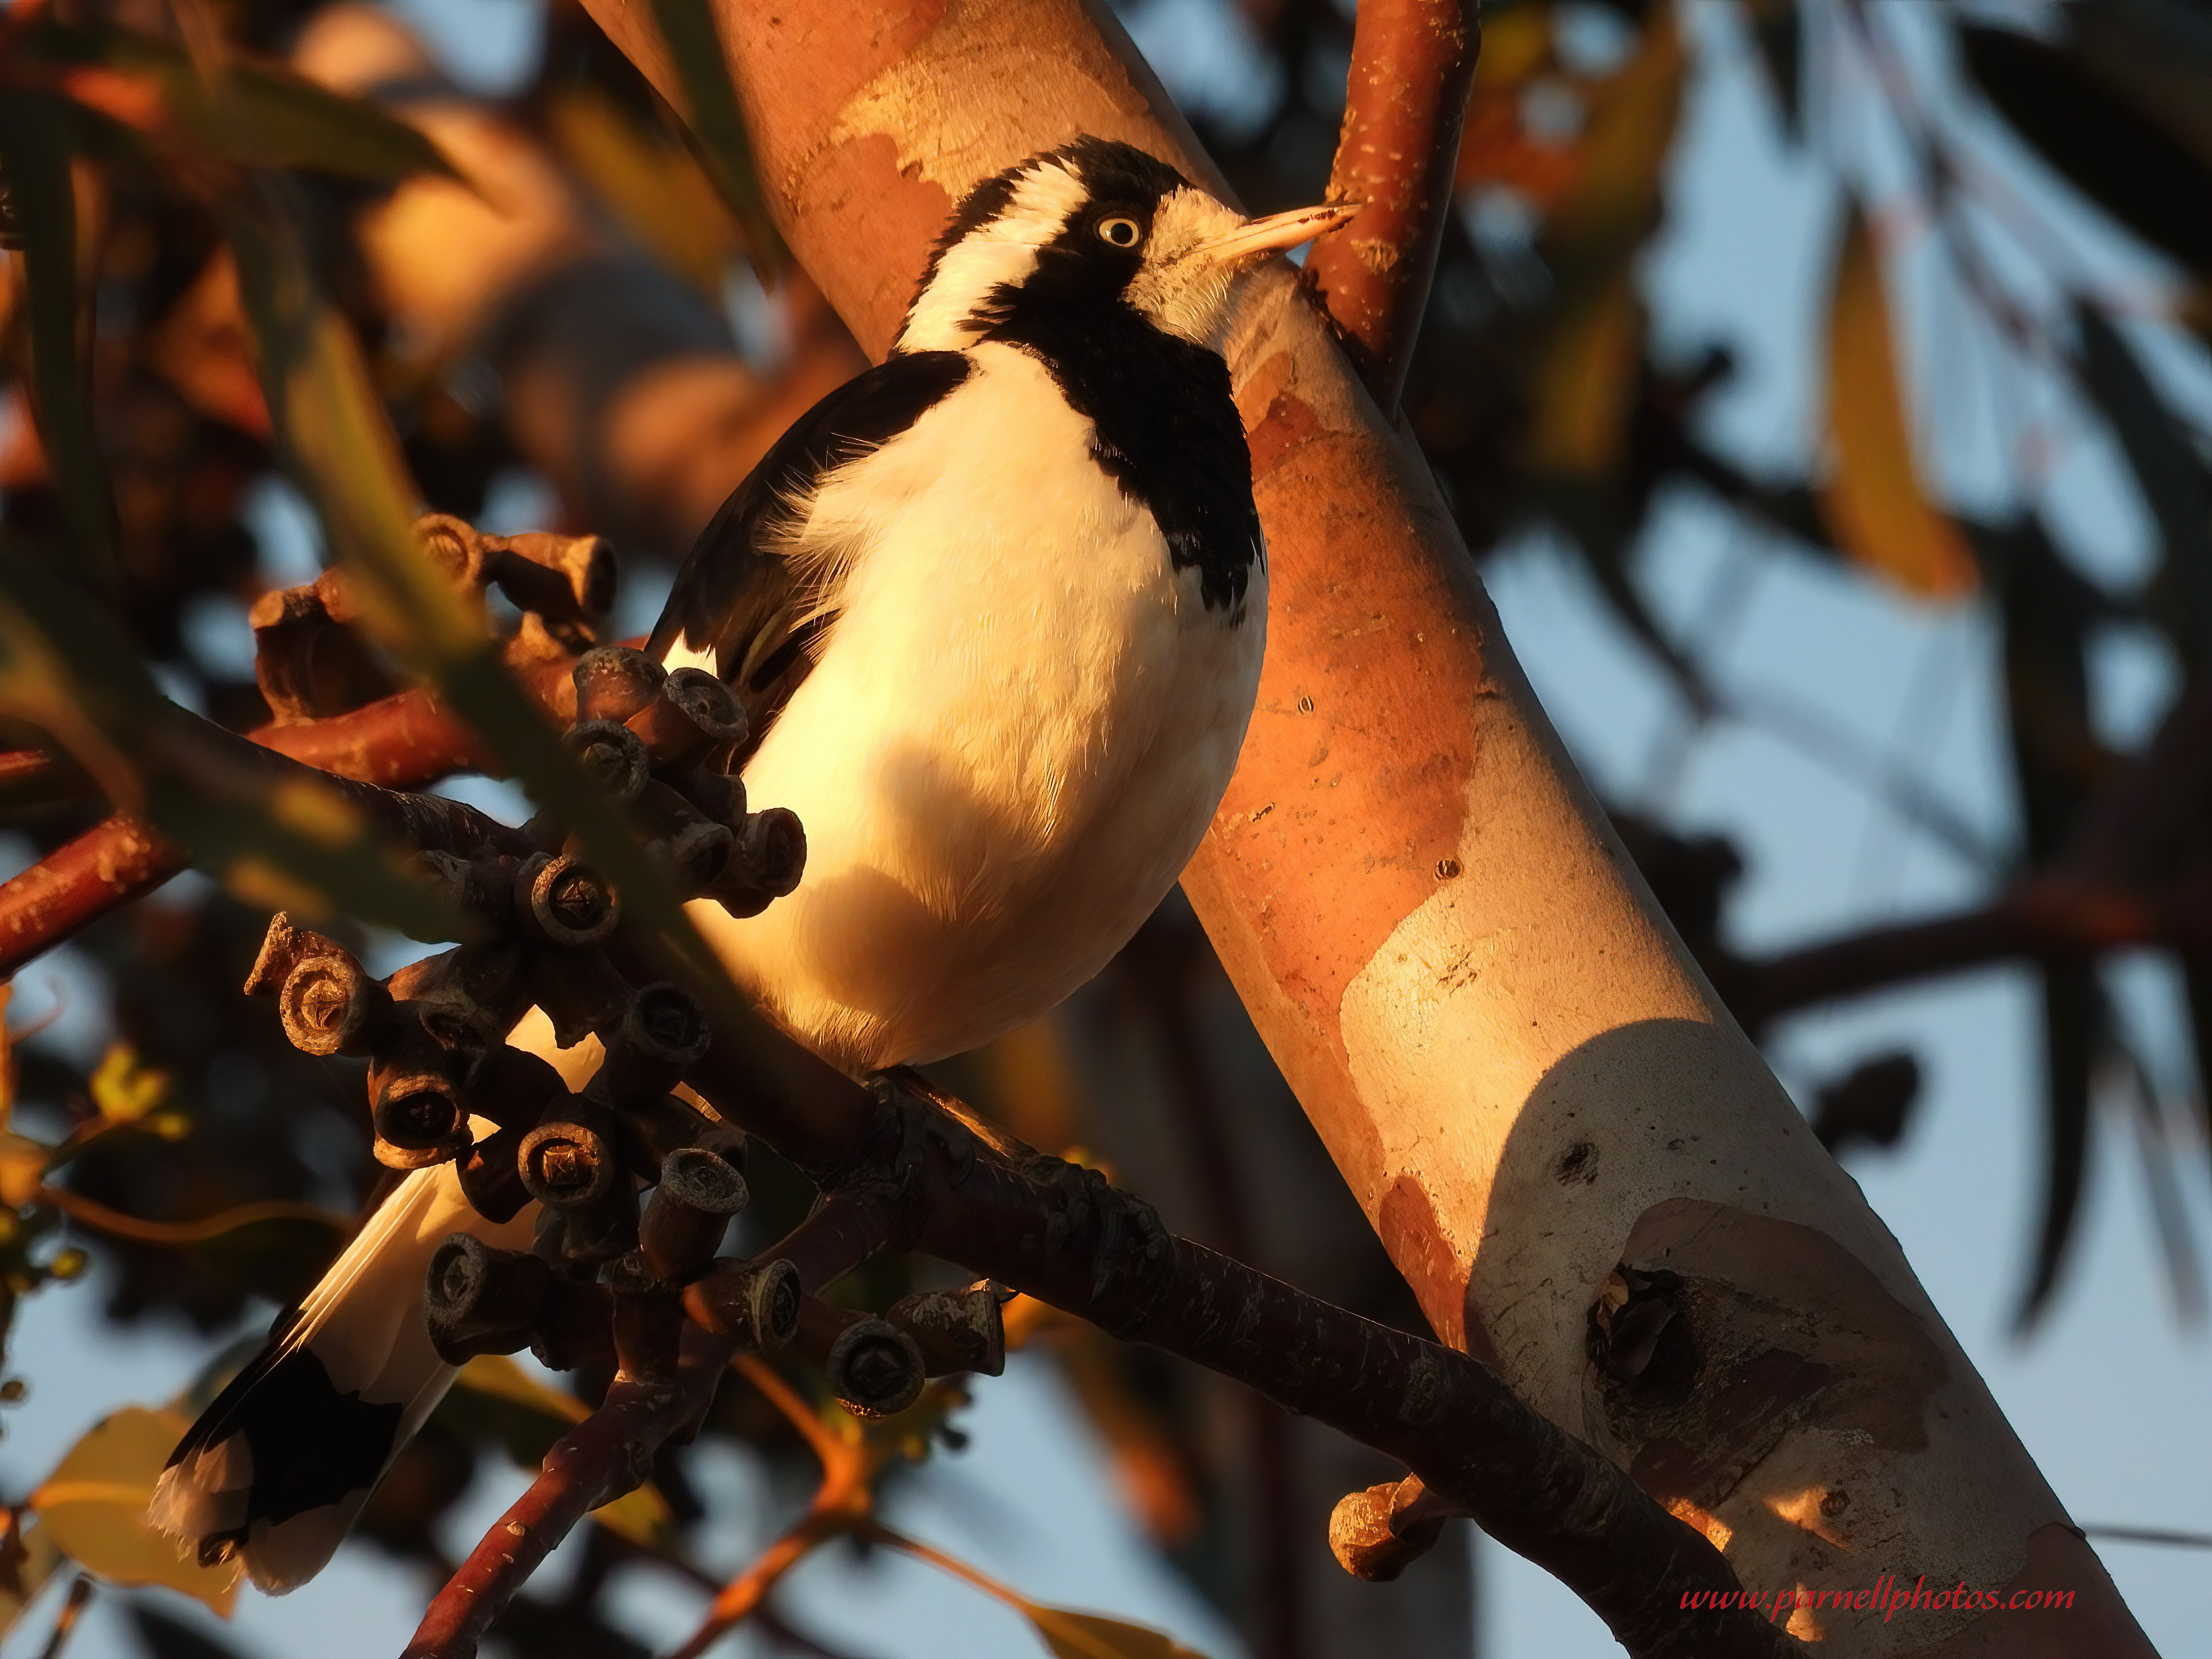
[1197,200,1361,267]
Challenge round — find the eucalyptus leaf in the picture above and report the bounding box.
[1818,204,1978,600]
[648,0,785,272]
[30,1407,239,1612]
[0,1515,60,1638]
[36,20,457,186]
[443,1357,678,1551]
[1016,1602,1213,1659]
[0,545,464,940]
[2071,301,2212,661]
[1960,21,2212,274]
[0,97,118,577]
[225,198,768,1048]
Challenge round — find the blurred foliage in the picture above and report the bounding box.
[0,0,2205,1655]
[28,1404,238,1614]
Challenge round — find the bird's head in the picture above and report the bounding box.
[897,137,1353,355]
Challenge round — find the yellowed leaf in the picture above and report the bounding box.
[591,1482,678,1553]
[89,1044,170,1125]
[1017,1602,1213,1659]
[1524,271,1644,478]
[449,1357,675,1550]
[0,1133,50,1209]
[30,1407,239,1612]
[265,776,367,848]
[547,87,738,295]
[979,1020,1082,1161]
[1819,205,1978,599]
[456,1353,590,1424]
[1473,3,1552,88]
[1545,0,1685,269]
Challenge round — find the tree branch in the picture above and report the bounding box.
[1301,0,1483,413]
[401,1350,729,1659]
[663,1035,1800,1659]
[391,914,1792,1657]
[37,1186,345,1246]
[1737,876,2212,1028]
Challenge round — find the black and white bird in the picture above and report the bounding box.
[152,137,1348,1590]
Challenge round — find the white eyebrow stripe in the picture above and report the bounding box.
[897,161,1093,351]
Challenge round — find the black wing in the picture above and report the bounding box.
[649,350,974,756]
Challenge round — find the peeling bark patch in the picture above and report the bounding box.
[1628,1346,1835,1513]
[1587,1266,1692,1400]
[1351,236,1400,276]
[1377,1174,1467,1352]
[820,0,1156,202]
[1911,1523,2159,1658]
[1596,1199,1948,1520]
[1247,385,1329,480]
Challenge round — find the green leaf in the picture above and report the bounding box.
[145,765,465,941]
[547,85,742,295]
[1016,1603,1213,1659]
[30,1407,239,1611]
[0,544,463,940]
[443,1357,678,1551]
[1525,269,1642,481]
[0,96,118,577]
[37,22,457,187]
[1818,204,1978,601]
[648,0,784,272]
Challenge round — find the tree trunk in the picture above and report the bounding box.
[576,0,2156,1648]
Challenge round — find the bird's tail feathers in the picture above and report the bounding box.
[149,1161,537,1593]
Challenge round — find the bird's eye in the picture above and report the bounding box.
[1096,216,1142,248]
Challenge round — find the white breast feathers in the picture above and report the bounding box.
[668,341,1266,1074]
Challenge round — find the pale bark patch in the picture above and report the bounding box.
[822,0,1156,203]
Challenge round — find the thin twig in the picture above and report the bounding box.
[858,1521,1027,1610]
[1741,877,2212,1028]
[0,654,575,979]
[403,1358,722,1659]
[34,1575,93,1659]
[2080,1523,2212,1550]
[669,1513,848,1659]
[1301,0,1483,412]
[38,1186,346,1246]
[668,1358,870,1659]
[733,1353,846,1470]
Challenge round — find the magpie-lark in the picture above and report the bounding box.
[152,136,1349,1591]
